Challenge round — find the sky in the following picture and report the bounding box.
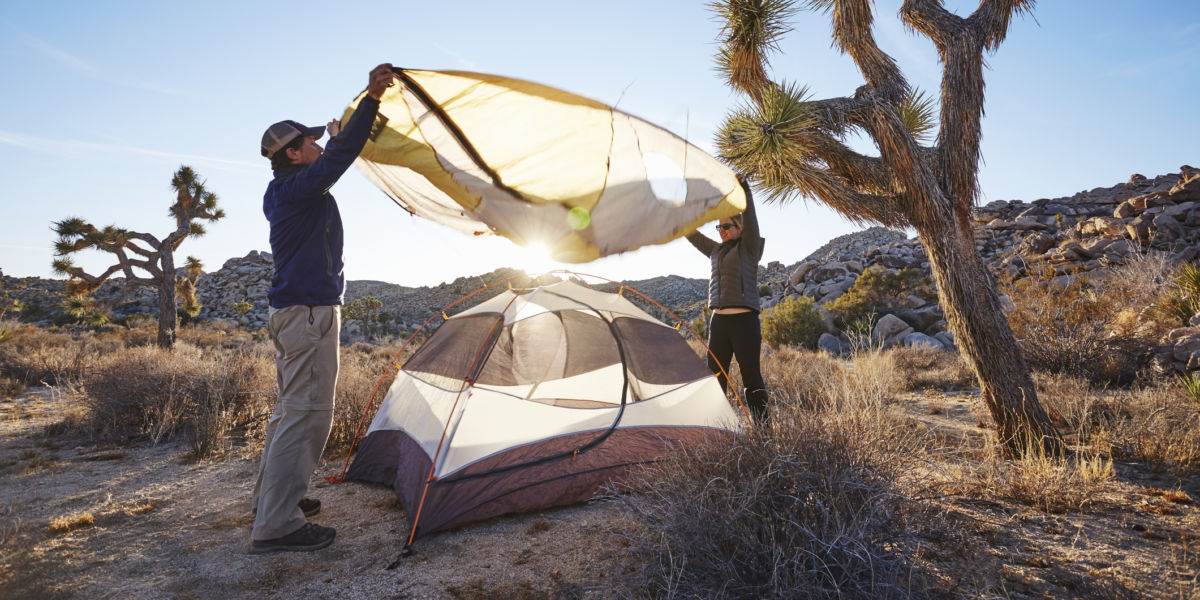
[0,1,1196,288]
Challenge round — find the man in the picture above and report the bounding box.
[249,63,394,554]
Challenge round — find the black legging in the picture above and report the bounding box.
[707,311,769,421]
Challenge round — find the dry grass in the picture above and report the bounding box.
[78,342,275,459]
[615,348,944,599]
[48,510,94,534]
[1002,257,1173,385]
[937,440,1116,514]
[1035,372,1200,472]
[890,345,976,391]
[326,342,409,457]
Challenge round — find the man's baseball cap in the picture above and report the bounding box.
[260,120,326,158]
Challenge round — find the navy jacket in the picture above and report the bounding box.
[263,96,380,309]
[686,183,765,311]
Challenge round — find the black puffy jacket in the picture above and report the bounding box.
[686,185,764,311]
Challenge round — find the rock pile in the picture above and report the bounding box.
[769,167,1200,362]
[7,168,1200,370]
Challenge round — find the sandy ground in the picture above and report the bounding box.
[2,386,1199,599]
[0,387,632,599]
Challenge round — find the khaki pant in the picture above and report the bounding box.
[251,305,340,541]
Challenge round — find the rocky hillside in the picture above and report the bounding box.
[4,168,1197,353]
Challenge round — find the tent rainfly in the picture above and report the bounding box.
[341,68,746,263]
[347,280,742,545]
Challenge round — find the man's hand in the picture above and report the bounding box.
[326,119,341,138]
[367,63,396,100]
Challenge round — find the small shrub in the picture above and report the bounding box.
[942,438,1115,514]
[1175,372,1200,407]
[757,283,771,297]
[891,346,975,391]
[48,511,94,535]
[0,375,24,398]
[689,306,712,341]
[326,342,412,457]
[78,343,274,456]
[826,266,935,330]
[1002,262,1164,385]
[761,294,825,349]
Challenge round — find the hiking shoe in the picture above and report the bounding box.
[249,523,335,554]
[298,497,321,517]
[252,497,321,518]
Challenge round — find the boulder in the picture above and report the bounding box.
[904,332,944,350]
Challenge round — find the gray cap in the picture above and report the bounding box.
[260,120,325,158]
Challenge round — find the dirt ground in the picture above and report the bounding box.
[1,387,1199,599]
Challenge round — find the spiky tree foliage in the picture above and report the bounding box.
[711,0,1062,457]
[52,166,223,348]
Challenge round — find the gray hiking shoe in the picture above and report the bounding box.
[249,523,336,554]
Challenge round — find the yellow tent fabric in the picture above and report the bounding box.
[342,69,746,263]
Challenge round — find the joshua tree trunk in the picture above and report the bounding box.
[918,212,1063,456]
[156,260,178,349]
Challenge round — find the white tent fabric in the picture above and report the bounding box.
[342,69,746,263]
[363,281,740,478]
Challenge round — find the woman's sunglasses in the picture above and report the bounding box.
[716,223,738,231]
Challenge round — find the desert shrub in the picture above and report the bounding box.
[1002,261,1165,385]
[0,323,107,386]
[825,266,935,329]
[0,375,24,398]
[616,356,938,599]
[1152,260,1200,325]
[757,283,771,297]
[763,346,907,414]
[1094,382,1200,471]
[689,306,712,341]
[177,319,256,349]
[939,438,1115,514]
[761,295,825,349]
[890,345,976,391]
[1031,372,1200,471]
[326,342,413,457]
[79,343,274,457]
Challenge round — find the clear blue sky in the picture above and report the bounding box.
[1,1,1196,287]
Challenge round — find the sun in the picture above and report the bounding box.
[517,243,564,276]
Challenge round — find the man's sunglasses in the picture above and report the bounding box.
[716,223,738,231]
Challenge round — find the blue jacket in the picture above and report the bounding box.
[263,96,380,308]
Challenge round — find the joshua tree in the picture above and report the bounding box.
[712,0,1063,456]
[52,166,223,349]
[342,295,384,338]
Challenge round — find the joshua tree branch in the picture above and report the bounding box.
[900,0,962,48]
[830,0,908,100]
[970,0,1035,51]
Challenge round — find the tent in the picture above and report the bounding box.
[346,279,742,545]
[341,68,746,262]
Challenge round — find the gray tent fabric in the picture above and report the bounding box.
[346,280,741,542]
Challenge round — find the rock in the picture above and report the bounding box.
[873,313,913,346]
[904,332,944,350]
[934,331,956,349]
[817,333,844,354]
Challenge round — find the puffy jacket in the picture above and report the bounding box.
[263,96,380,309]
[686,184,764,311]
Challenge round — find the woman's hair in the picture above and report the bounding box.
[730,213,744,228]
[269,136,307,170]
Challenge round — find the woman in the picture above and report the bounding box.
[685,178,769,422]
